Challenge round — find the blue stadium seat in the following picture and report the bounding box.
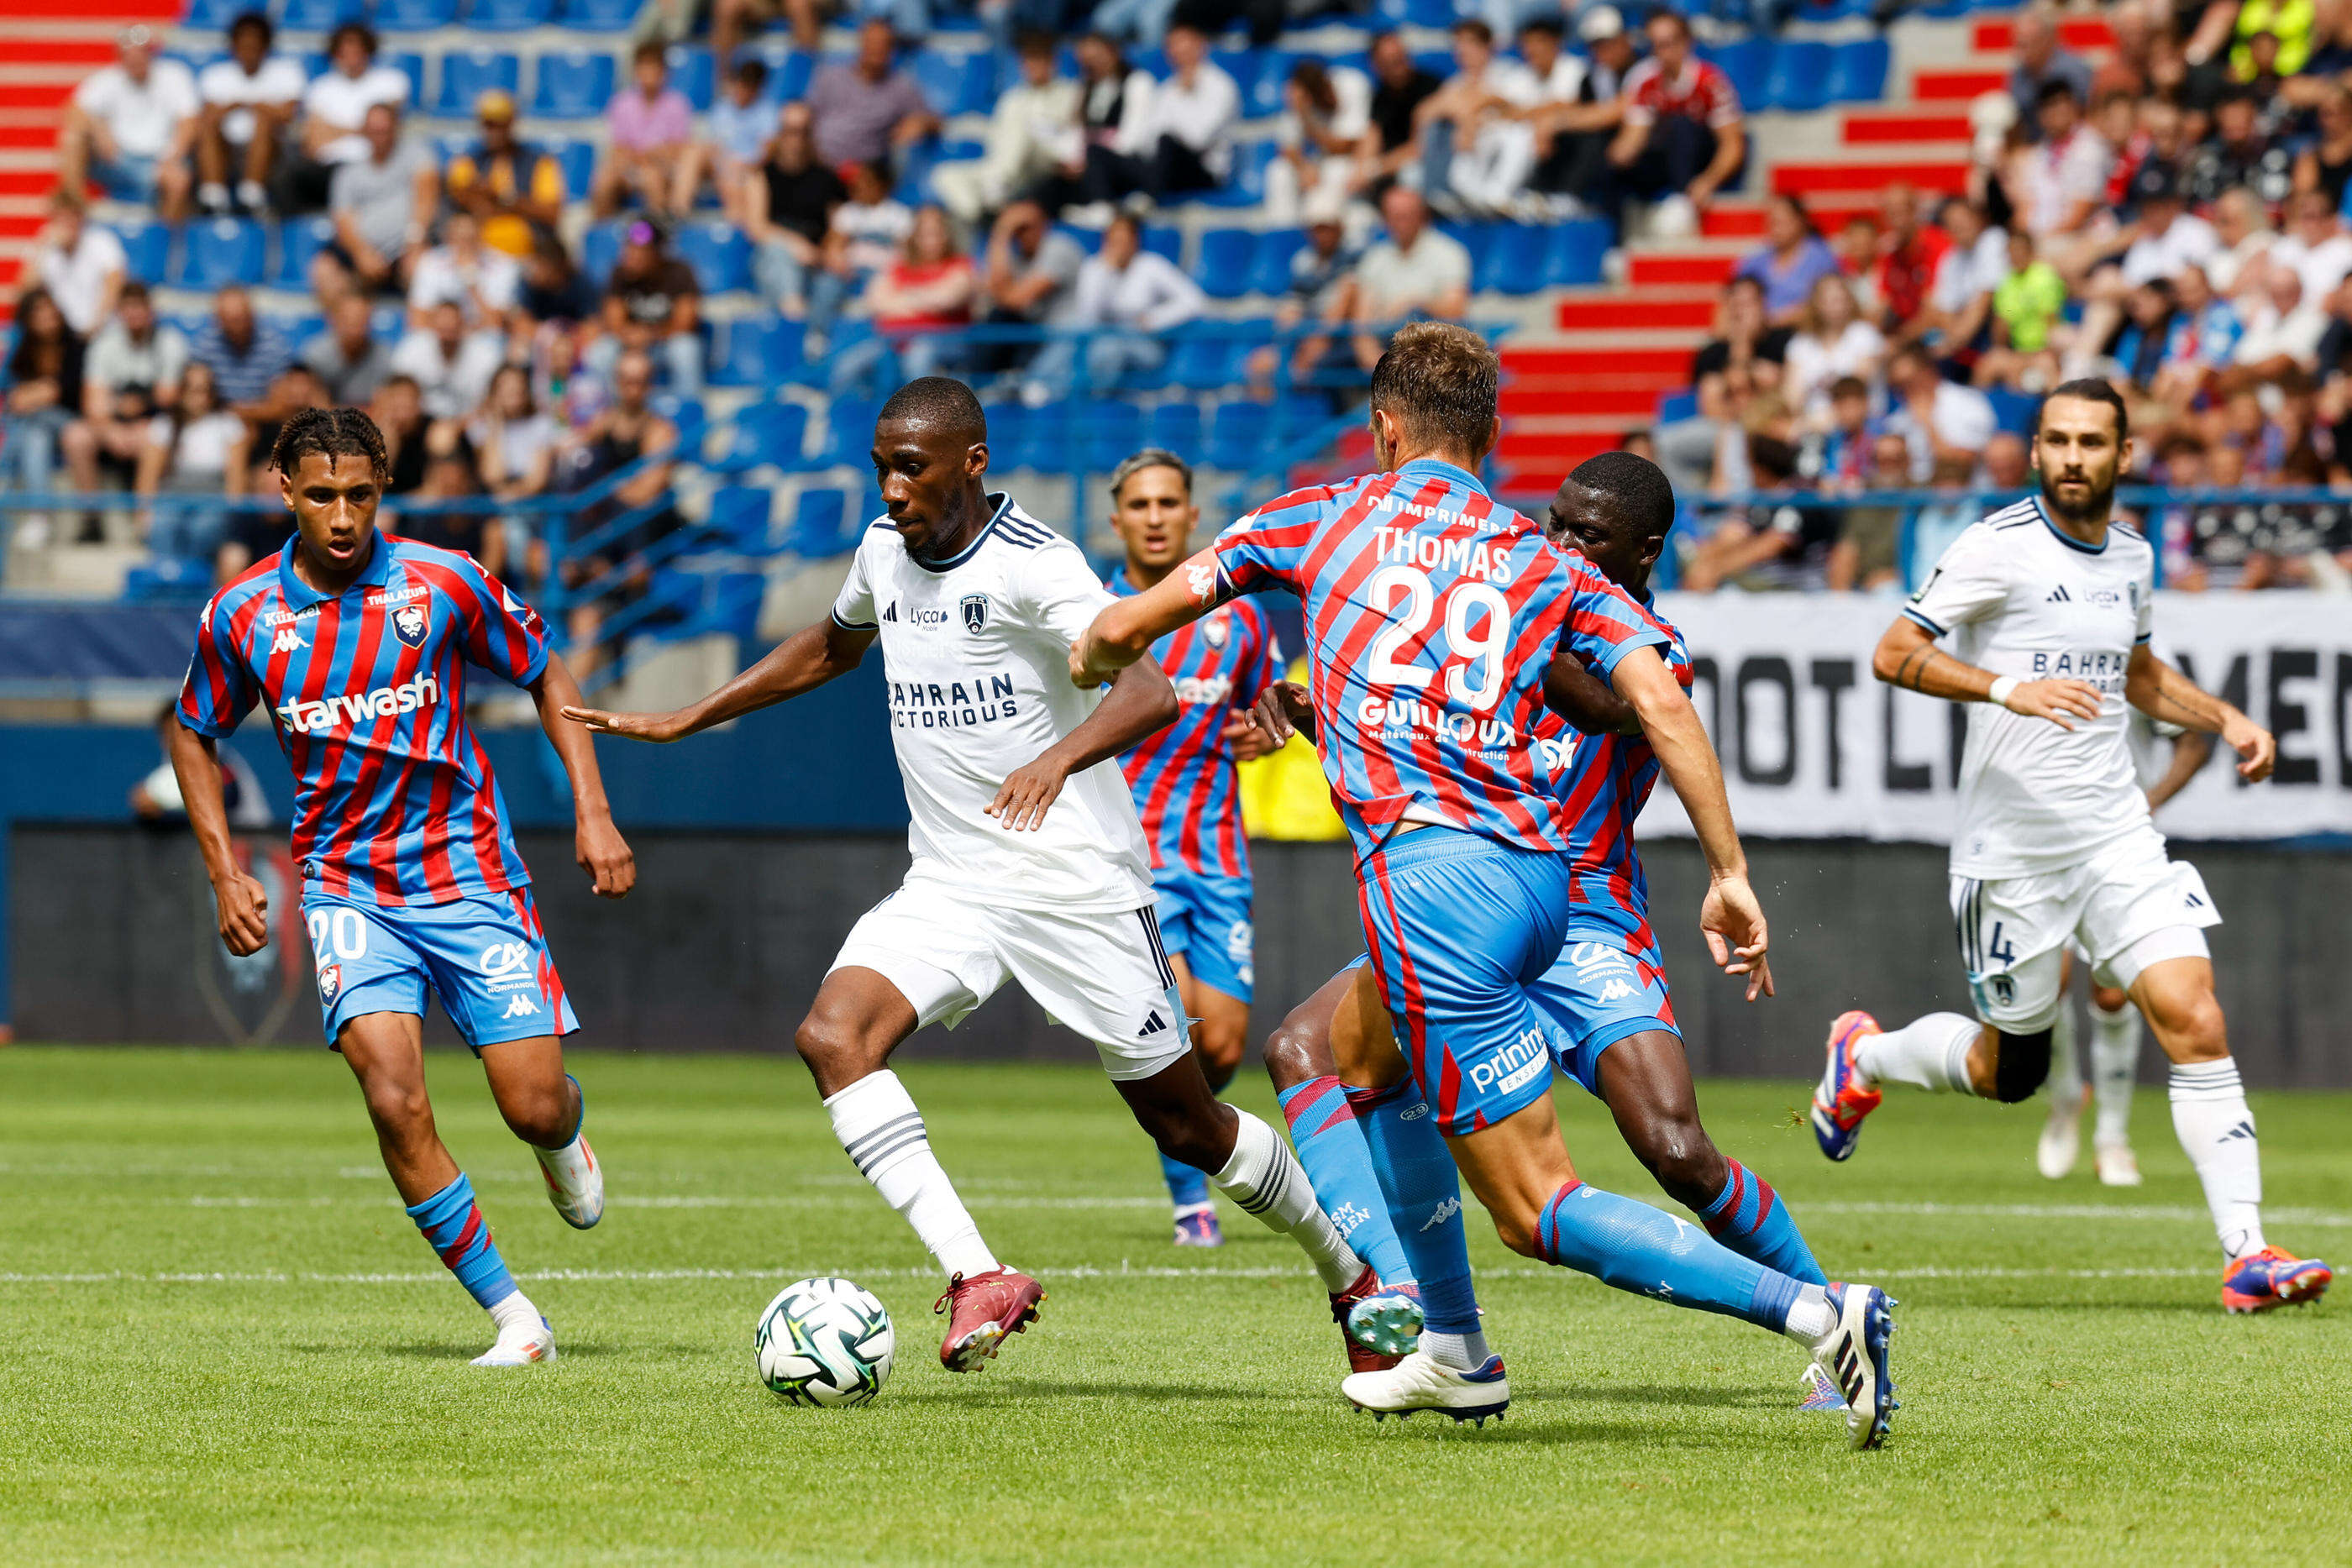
[982,401,1031,468]
[654,392,706,436]
[1986,386,2040,435]
[181,0,243,24]
[1164,326,1242,392]
[665,45,716,111]
[1147,401,1202,460]
[551,139,597,200]
[675,221,753,293]
[1051,223,1100,256]
[1410,50,1453,84]
[281,0,368,29]
[435,50,522,118]
[1655,388,1698,424]
[1544,218,1610,287]
[1704,36,1773,110]
[375,0,459,30]
[469,0,555,29]
[909,50,993,117]
[175,218,266,289]
[1210,50,1261,111]
[563,0,646,29]
[1475,223,1548,295]
[1206,401,1272,470]
[821,398,879,467]
[123,557,215,601]
[110,220,171,286]
[1247,228,1307,297]
[710,401,811,474]
[274,216,336,291]
[1142,225,1181,265]
[705,485,775,551]
[1244,50,1295,118]
[710,317,803,385]
[1131,46,1168,78]
[1763,40,1831,113]
[1825,38,1891,104]
[1439,221,1497,282]
[1197,229,1257,300]
[579,221,624,283]
[1197,141,1277,209]
[385,52,427,110]
[1079,400,1143,470]
[783,487,853,556]
[758,47,815,103]
[532,49,617,118]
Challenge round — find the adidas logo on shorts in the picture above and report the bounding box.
[1138,1010,1168,1036]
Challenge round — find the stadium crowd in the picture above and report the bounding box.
[13,0,2352,605]
[1667,0,2352,594]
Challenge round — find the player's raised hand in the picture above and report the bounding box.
[2220,712,2277,782]
[211,869,270,957]
[560,705,688,742]
[987,754,1070,831]
[1222,711,1276,763]
[1699,873,1774,1003]
[575,809,637,899]
[2001,678,2103,731]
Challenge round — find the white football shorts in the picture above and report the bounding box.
[1949,825,2219,1032]
[829,863,1192,1081]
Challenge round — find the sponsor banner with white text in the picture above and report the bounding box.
[1635,591,2352,842]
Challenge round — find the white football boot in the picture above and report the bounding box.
[2094,1140,2143,1187]
[1809,1283,1898,1450]
[533,1075,604,1229]
[1340,1350,1509,1425]
[2035,1088,2086,1179]
[471,1307,558,1368]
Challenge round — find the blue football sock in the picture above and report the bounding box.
[1536,1180,1802,1334]
[1696,1157,1827,1287]
[1276,1074,1409,1285]
[406,1172,518,1310]
[1351,1078,1477,1334]
[1159,1148,1211,1209]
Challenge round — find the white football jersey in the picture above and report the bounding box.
[1903,496,2156,880]
[830,495,1157,914]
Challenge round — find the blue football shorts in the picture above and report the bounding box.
[1152,866,1255,1004]
[1525,900,1680,1096]
[302,888,578,1051]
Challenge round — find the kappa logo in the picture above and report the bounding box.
[1184,558,1217,604]
[391,603,429,648]
[1226,920,1252,959]
[960,593,990,634]
[318,963,342,1002]
[1597,978,1637,1002]
[501,992,540,1019]
[1139,1009,1170,1036]
[1420,1195,1461,1231]
[270,627,308,654]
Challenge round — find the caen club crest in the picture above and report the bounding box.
[960,594,990,634]
[1201,611,1230,650]
[391,602,429,648]
[318,963,343,1002]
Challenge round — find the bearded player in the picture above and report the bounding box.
[1075,326,1899,1448]
[565,379,1405,1376]
[1813,379,2330,1314]
[170,406,629,1368]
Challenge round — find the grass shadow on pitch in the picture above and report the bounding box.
[372,1340,625,1360]
[920,1379,1288,1407]
[1534,1382,1806,1412]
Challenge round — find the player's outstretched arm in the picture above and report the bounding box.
[165,721,269,957]
[1871,616,2103,731]
[1603,644,1775,1002]
[564,619,876,742]
[1070,547,1221,689]
[2125,643,2276,781]
[989,658,1179,831]
[530,649,638,899]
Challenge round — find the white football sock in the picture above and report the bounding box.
[826,1070,1000,1281]
[488,1288,541,1335]
[2091,1004,2142,1146]
[1854,1012,1980,1095]
[2045,1004,2082,1111]
[1784,1284,1836,1346]
[1420,1329,1492,1371]
[2168,1058,2265,1262]
[1212,1109,1364,1293]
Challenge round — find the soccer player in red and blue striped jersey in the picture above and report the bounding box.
[1103,450,1283,1247]
[166,407,636,1367]
[1076,325,1898,1445]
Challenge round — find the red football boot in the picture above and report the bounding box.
[933,1267,1045,1371]
[1331,1265,1420,1375]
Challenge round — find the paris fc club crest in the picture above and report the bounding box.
[318,963,342,1002]
[391,602,429,648]
[960,594,990,634]
[1201,611,1230,650]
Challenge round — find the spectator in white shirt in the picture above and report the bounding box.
[933,31,1080,225]
[406,211,523,333]
[1263,56,1372,224]
[2262,189,2352,308]
[2221,262,2329,393]
[1882,343,1997,481]
[1782,271,1887,422]
[59,26,196,219]
[2008,80,2110,239]
[1024,212,1205,401]
[1347,184,1473,372]
[194,11,307,215]
[1917,197,2008,351]
[134,361,246,561]
[2061,164,2213,374]
[34,187,127,341]
[65,279,186,498]
[2203,186,2275,299]
[285,22,412,211]
[1415,19,1546,219]
[391,301,506,422]
[1091,25,1236,207]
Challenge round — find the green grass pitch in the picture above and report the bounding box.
[3,1046,2348,1567]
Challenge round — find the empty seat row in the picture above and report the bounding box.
[1194,218,1609,300]
[183,0,644,34]
[1698,35,1889,113]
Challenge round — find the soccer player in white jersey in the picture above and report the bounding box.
[1810,380,2332,1314]
[2036,673,2213,1188]
[566,378,1408,1374]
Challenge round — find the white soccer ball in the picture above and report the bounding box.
[754,1277,895,1408]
